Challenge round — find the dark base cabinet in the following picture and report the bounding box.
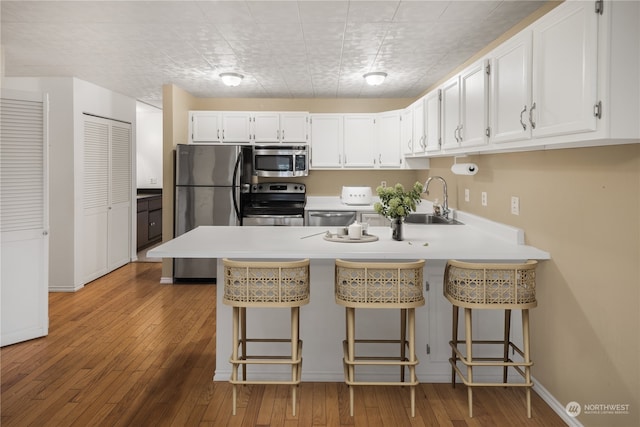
[137,195,162,251]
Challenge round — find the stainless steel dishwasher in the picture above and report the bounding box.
[306,210,357,227]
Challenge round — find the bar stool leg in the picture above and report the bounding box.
[451,305,459,387]
[408,307,416,417]
[241,307,247,381]
[503,309,511,384]
[232,306,239,416]
[346,307,356,416]
[400,308,407,382]
[465,307,473,417]
[523,309,532,418]
[291,307,299,416]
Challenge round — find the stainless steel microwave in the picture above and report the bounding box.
[252,146,308,177]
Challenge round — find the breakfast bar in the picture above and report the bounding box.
[148,219,550,383]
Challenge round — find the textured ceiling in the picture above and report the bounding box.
[1,1,547,108]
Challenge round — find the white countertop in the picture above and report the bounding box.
[148,223,550,261]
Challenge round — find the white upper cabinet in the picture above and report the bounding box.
[253,112,309,144]
[459,60,490,148]
[488,1,639,149]
[491,1,599,145]
[309,114,343,168]
[441,60,489,151]
[376,110,402,168]
[400,107,413,155]
[190,111,308,144]
[411,98,426,154]
[531,1,598,139]
[252,112,281,143]
[189,111,251,143]
[221,112,252,143]
[424,90,441,152]
[440,74,461,150]
[279,112,309,143]
[490,32,533,144]
[343,114,376,167]
[190,111,222,143]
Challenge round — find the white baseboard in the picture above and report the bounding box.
[159,276,173,284]
[532,377,583,427]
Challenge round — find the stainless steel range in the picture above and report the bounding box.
[241,182,306,226]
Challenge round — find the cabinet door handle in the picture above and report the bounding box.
[217,129,220,139]
[379,154,382,163]
[282,129,285,140]
[408,139,412,150]
[529,102,536,129]
[222,129,225,140]
[458,124,463,142]
[520,106,528,130]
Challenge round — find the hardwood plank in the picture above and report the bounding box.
[0,263,568,427]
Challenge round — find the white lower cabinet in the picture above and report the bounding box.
[425,262,525,382]
[359,212,389,227]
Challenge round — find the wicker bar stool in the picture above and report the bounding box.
[335,259,425,417]
[222,258,310,416]
[444,260,538,418]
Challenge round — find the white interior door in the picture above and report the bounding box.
[0,90,49,347]
[82,116,131,284]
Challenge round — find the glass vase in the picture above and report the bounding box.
[391,218,403,241]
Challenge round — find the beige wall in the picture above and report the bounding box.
[426,146,640,427]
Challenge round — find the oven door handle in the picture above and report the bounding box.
[308,212,355,218]
[243,214,304,219]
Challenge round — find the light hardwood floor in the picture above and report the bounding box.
[1,262,567,426]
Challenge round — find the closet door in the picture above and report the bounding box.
[109,123,131,270]
[83,116,131,284]
[0,90,49,346]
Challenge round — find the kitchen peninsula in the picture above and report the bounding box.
[148,219,549,383]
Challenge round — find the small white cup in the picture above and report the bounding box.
[348,222,362,239]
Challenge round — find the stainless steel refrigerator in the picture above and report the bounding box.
[174,144,251,282]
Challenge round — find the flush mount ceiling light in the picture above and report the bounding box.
[363,72,387,86]
[220,72,244,87]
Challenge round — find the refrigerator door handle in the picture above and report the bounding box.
[231,149,242,222]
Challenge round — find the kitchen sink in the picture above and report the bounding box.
[405,213,463,225]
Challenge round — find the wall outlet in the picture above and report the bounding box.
[511,196,520,215]
[481,191,488,206]
[464,188,470,202]
[380,181,387,188]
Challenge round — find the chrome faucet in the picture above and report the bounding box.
[424,176,449,218]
